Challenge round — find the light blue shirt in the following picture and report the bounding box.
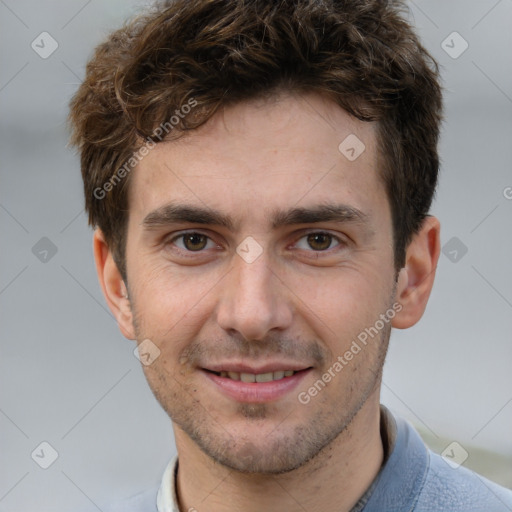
[102,408,512,512]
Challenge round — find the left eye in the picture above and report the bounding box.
[295,232,340,251]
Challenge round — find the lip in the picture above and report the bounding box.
[202,367,312,403]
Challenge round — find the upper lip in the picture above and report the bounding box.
[203,362,312,374]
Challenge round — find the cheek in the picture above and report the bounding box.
[129,262,221,346]
[297,265,393,349]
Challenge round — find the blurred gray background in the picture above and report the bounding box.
[1,1,511,510]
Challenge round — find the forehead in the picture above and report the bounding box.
[128,93,386,230]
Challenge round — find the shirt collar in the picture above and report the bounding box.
[156,454,180,512]
[360,407,429,511]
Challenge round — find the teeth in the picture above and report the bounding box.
[218,370,297,382]
[255,372,274,383]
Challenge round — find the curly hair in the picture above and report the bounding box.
[69,0,443,280]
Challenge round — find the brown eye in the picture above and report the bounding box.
[307,233,333,251]
[182,233,208,251]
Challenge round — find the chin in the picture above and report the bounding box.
[182,412,344,475]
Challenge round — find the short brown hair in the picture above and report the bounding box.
[69,0,443,280]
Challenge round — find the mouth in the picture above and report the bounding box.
[201,366,312,403]
[206,369,299,382]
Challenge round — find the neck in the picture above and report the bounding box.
[174,392,384,512]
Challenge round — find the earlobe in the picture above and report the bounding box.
[93,229,136,340]
[391,216,441,329]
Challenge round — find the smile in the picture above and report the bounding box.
[211,370,297,382]
[202,367,312,403]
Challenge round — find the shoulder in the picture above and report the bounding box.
[414,449,512,512]
[367,411,512,512]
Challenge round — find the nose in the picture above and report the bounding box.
[215,249,293,342]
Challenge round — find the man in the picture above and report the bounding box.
[69,0,512,510]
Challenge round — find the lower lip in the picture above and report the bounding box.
[203,369,311,403]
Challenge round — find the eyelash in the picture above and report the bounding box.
[165,230,346,257]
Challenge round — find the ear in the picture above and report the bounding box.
[391,216,441,329]
[93,229,136,339]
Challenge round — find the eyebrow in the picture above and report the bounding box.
[270,204,369,229]
[142,202,370,231]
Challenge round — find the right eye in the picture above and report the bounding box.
[167,232,218,253]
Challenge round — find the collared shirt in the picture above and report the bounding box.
[104,407,512,512]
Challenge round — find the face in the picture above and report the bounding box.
[123,93,398,474]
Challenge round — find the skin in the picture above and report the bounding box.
[95,93,440,512]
